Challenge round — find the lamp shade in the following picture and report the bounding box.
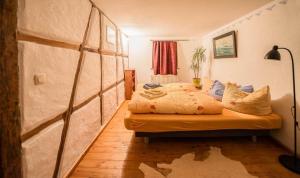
[264,45,281,60]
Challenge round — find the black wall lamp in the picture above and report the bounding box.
[265,45,299,173]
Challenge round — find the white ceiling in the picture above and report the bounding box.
[94,0,272,38]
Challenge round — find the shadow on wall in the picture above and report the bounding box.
[272,94,293,119]
[271,93,300,151]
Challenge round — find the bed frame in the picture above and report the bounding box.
[135,129,272,143]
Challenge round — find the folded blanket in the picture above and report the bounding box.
[143,83,162,90]
[140,88,167,99]
[140,92,167,99]
[129,83,223,114]
[144,89,163,95]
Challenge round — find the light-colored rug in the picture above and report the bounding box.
[139,147,257,178]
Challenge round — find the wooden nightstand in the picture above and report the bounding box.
[125,69,135,100]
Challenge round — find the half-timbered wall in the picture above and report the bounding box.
[17,0,129,177]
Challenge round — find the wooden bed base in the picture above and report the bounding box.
[135,129,272,143]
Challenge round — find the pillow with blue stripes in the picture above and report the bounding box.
[210,80,225,101]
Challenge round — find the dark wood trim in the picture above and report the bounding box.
[20,90,104,143]
[72,93,100,112]
[115,49,119,106]
[117,79,125,85]
[101,83,117,95]
[17,31,80,51]
[135,129,271,138]
[99,11,104,126]
[83,47,99,53]
[119,32,126,79]
[6,0,129,177]
[0,1,22,177]
[100,49,117,56]
[21,112,66,142]
[89,0,118,28]
[21,79,124,143]
[93,6,103,127]
[17,35,125,146]
[52,6,94,178]
[16,32,129,57]
[100,95,104,125]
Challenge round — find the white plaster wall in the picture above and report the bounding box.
[124,57,129,70]
[19,41,79,134]
[18,0,91,44]
[129,37,201,84]
[22,120,64,178]
[117,56,124,81]
[103,87,117,124]
[122,34,129,55]
[101,15,117,51]
[117,82,125,107]
[102,55,117,89]
[202,0,300,152]
[86,7,100,49]
[74,52,101,106]
[59,97,101,177]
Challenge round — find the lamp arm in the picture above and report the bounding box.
[279,47,298,159]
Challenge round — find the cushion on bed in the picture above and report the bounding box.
[222,83,272,115]
[240,85,254,93]
[210,80,225,101]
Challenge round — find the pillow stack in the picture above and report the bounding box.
[222,83,272,115]
[209,80,254,101]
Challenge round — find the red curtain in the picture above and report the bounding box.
[152,41,177,75]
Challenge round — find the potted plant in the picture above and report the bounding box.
[191,47,206,88]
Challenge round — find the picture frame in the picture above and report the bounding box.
[213,31,237,58]
[106,26,116,45]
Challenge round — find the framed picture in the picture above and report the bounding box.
[106,26,116,44]
[213,31,237,58]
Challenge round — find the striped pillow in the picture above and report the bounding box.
[240,85,254,93]
[209,80,225,101]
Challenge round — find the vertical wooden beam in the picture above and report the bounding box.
[115,29,119,106]
[99,11,104,125]
[0,0,22,178]
[119,31,126,78]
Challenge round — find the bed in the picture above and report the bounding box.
[125,83,282,142]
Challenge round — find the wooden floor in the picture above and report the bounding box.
[70,101,300,178]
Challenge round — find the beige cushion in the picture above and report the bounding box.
[222,83,272,115]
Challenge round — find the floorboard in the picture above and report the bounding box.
[70,101,300,178]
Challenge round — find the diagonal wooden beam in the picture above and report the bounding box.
[52,5,94,178]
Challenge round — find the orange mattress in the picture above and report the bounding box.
[124,109,282,132]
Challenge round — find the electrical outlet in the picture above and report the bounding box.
[33,73,47,85]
